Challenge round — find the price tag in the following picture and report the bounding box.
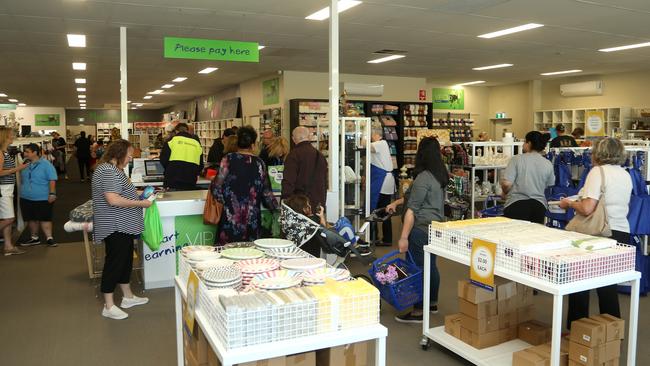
[183,270,200,334]
[470,238,496,291]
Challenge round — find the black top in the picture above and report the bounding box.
[160,131,204,190]
[550,135,578,148]
[207,138,225,165]
[74,137,91,158]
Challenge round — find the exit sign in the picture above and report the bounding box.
[496,112,507,118]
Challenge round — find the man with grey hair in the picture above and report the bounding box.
[281,126,328,209]
[369,124,395,245]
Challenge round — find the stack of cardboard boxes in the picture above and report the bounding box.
[568,315,624,366]
[512,340,570,366]
[445,280,541,349]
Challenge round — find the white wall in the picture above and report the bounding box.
[0,106,66,135]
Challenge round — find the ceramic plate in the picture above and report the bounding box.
[253,238,295,249]
[265,247,308,260]
[251,270,303,290]
[201,266,241,283]
[186,250,221,261]
[182,245,217,255]
[236,258,280,274]
[302,268,350,284]
[193,258,235,271]
[280,258,327,271]
[221,248,265,260]
[224,242,255,249]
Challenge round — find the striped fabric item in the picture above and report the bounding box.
[0,152,16,185]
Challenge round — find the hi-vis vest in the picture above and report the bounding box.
[168,136,202,165]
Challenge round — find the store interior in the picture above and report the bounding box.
[1,1,650,365]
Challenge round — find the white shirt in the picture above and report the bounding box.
[579,164,632,233]
[371,140,396,194]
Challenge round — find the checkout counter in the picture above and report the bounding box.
[130,157,210,188]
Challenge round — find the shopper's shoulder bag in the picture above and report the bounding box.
[565,166,612,237]
[203,177,223,225]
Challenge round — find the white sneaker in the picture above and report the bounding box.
[121,295,149,309]
[102,305,129,320]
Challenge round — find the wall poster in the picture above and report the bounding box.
[432,88,464,110]
[263,78,280,105]
[585,110,606,137]
[35,114,61,126]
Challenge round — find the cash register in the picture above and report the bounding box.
[142,160,165,182]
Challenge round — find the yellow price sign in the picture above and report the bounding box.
[183,270,200,334]
[470,238,496,291]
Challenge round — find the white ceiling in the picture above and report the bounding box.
[1,0,650,109]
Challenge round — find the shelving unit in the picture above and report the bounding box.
[368,103,400,168]
[96,122,131,142]
[533,107,631,136]
[289,99,331,158]
[400,102,432,169]
[432,112,475,142]
[193,118,243,161]
[131,122,169,150]
[626,113,650,140]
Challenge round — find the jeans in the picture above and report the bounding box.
[408,227,439,308]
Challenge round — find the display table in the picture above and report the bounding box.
[421,244,641,366]
[174,276,388,366]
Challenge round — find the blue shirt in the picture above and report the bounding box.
[20,158,58,201]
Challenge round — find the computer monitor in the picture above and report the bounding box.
[144,160,165,176]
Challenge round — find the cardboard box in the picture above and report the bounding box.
[568,359,618,366]
[500,326,518,343]
[497,281,518,300]
[499,311,519,329]
[184,348,206,366]
[568,341,606,366]
[182,326,209,366]
[570,318,606,347]
[531,344,569,366]
[444,313,462,339]
[517,283,535,307]
[460,327,502,349]
[460,313,499,334]
[286,352,316,366]
[458,280,496,304]
[239,358,286,366]
[518,321,552,346]
[316,342,368,366]
[498,297,519,315]
[590,314,625,342]
[512,348,547,366]
[517,305,536,324]
[459,298,498,319]
[207,347,220,366]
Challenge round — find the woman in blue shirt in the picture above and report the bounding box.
[18,144,58,247]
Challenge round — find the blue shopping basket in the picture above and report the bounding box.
[368,250,423,312]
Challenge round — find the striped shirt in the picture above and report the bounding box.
[91,163,144,242]
[0,152,16,185]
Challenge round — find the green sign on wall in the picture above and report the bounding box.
[174,214,217,248]
[164,37,259,62]
[263,78,280,105]
[0,104,16,110]
[35,114,61,126]
[432,88,465,110]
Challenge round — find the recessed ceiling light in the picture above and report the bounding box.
[75,78,86,84]
[76,88,86,92]
[8,99,18,102]
[172,77,187,82]
[258,45,265,50]
[80,107,86,109]
[472,63,514,71]
[540,69,582,76]
[161,84,174,89]
[0,93,6,97]
[454,81,486,87]
[598,42,650,53]
[72,62,86,70]
[306,0,362,21]
[17,103,26,107]
[78,95,86,99]
[198,67,218,74]
[135,103,143,107]
[143,96,153,99]
[131,107,137,109]
[478,23,544,39]
[67,34,86,47]
[367,54,406,64]
[148,90,164,94]
[127,100,131,103]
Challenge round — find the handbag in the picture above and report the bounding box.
[203,178,223,225]
[627,155,650,235]
[566,166,611,237]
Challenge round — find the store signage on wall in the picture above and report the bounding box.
[174,215,217,248]
[164,37,259,62]
[585,110,606,137]
[470,238,496,291]
[0,104,16,110]
[419,89,426,101]
[263,78,280,105]
[35,114,60,126]
[432,88,464,110]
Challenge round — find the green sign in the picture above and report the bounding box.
[174,214,217,247]
[432,88,464,110]
[0,104,16,110]
[263,78,280,105]
[35,114,60,126]
[164,37,259,62]
[268,165,284,192]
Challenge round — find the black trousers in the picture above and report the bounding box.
[567,230,629,328]
[503,199,546,224]
[101,232,136,293]
[372,193,393,244]
[78,157,91,180]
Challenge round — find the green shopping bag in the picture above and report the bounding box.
[142,201,163,251]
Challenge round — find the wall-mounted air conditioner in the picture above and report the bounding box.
[560,81,603,97]
[342,83,384,97]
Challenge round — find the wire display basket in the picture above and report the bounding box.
[368,250,423,312]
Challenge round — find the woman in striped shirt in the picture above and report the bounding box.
[92,139,152,320]
[0,127,29,256]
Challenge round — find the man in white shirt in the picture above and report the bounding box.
[370,127,396,246]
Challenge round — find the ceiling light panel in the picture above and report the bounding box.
[8,99,18,102]
[599,42,650,52]
[540,69,582,76]
[306,0,362,21]
[472,63,513,71]
[172,77,187,82]
[367,54,405,64]
[198,67,218,74]
[135,103,143,107]
[67,34,86,47]
[78,95,86,99]
[0,93,6,97]
[76,88,86,92]
[478,23,544,39]
[143,96,153,99]
[161,84,174,89]
[75,78,86,84]
[18,103,26,107]
[80,107,86,109]
[455,81,486,86]
[148,90,164,94]
[72,62,86,70]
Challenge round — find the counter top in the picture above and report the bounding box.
[157,190,207,203]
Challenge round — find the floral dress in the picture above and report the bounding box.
[212,152,278,245]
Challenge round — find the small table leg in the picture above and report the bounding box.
[175,285,184,366]
[422,251,431,340]
[550,294,563,366]
[627,277,640,366]
[375,336,386,366]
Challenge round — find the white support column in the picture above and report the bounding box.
[328,0,340,217]
[119,27,129,140]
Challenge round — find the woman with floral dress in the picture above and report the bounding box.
[212,126,278,245]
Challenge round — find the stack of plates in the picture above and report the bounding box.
[265,247,308,260]
[302,268,350,286]
[221,247,264,260]
[186,250,222,267]
[224,242,255,249]
[237,258,280,286]
[254,238,295,250]
[250,270,303,291]
[280,258,327,272]
[194,258,235,271]
[201,266,242,290]
[182,245,217,255]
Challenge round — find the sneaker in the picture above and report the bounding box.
[19,237,41,247]
[46,238,58,247]
[394,312,423,324]
[356,239,370,248]
[121,295,149,309]
[102,305,129,320]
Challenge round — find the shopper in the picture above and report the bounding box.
[369,125,395,246]
[282,126,328,209]
[385,137,447,323]
[92,139,152,320]
[74,131,92,182]
[560,137,632,326]
[90,139,105,170]
[550,124,578,148]
[572,127,592,147]
[212,126,278,245]
[110,127,121,142]
[207,128,236,168]
[160,123,204,190]
[51,131,67,179]
[500,131,555,224]
[265,136,289,166]
[258,129,274,164]
[0,127,28,256]
[283,193,326,257]
[223,135,238,155]
[17,144,58,247]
